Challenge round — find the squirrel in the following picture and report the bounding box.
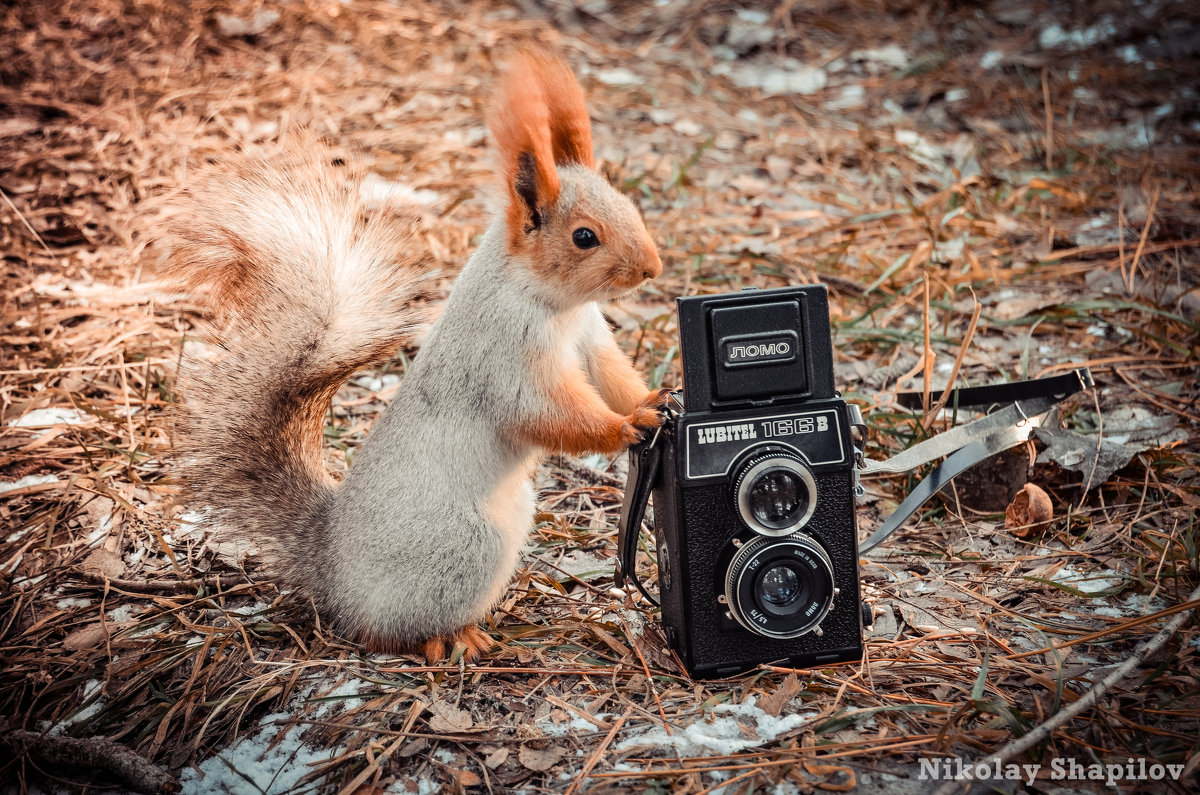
[164,51,668,662]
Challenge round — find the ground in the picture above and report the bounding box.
[1,0,1198,793]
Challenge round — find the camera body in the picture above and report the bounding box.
[650,285,866,679]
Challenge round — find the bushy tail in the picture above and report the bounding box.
[162,147,432,579]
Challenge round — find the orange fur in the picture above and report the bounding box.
[538,54,593,168]
[363,625,494,663]
[419,625,494,664]
[487,50,595,246]
[511,367,666,455]
[592,341,656,414]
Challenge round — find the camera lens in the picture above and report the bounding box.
[734,449,817,536]
[748,469,807,527]
[759,565,801,608]
[724,535,835,639]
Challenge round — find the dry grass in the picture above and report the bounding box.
[1,0,1198,792]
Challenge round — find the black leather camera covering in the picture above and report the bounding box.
[652,409,864,679]
[678,286,836,413]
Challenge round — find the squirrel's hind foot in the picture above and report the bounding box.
[421,624,494,664]
[361,624,493,663]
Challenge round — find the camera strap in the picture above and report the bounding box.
[856,367,1094,553]
[616,370,1094,599]
[616,420,670,607]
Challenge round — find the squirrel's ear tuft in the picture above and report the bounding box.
[488,51,561,240]
[534,53,594,169]
[488,50,595,243]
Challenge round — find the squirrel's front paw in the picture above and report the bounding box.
[619,402,668,446]
[640,386,675,409]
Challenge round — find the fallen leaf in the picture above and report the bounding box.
[426,700,473,733]
[81,548,125,579]
[452,770,482,788]
[758,673,804,717]
[484,747,508,769]
[1035,426,1139,487]
[62,623,109,650]
[518,743,564,772]
[398,739,429,758]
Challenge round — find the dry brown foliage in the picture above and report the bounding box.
[2,0,1197,792]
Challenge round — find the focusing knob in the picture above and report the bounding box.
[732,448,818,537]
[861,602,874,627]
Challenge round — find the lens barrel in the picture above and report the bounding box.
[733,449,818,536]
[723,534,836,639]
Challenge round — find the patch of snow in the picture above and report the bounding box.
[1,474,60,497]
[933,235,967,263]
[713,59,827,96]
[673,119,703,136]
[8,408,91,427]
[309,677,370,715]
[1116,45,1142,64]
[733,8,769,24]
[359,174,440,207]
[181,713,340,795]
[442,126,487,147]
[48,680,106,736]
[216,9,279,38]
[979,50,1004,70]
[826,84,864,110]
[616,696,815,756]
[107,604,140,623]
[351,372,401,392]
[849,45,910,71]
[56,596,93,609]
[726,9,775,53]
[1051,565,1123,595]
[1039,19,1117,50]
[537,712,613,737]
[595,68,641,86]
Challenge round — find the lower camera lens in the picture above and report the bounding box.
[734,449,818,536]
[759,564,801,608]
[724,535,835,639]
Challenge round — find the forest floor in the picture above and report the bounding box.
[1,0,1198,793]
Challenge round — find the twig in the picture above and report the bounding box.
[923,288,981,431]
[921,274,933,414]
[0,185,52,254]
[0,729,180,794]
[565,704,634,795]
[69,570,253,594]
[1041,68,1053,170]
[931,581,1200,795]
[620,613,673,735]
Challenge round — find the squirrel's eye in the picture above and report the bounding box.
[572,227,600,249]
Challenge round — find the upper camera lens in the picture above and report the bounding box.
[748,469,808,527]
[734,449,818,536]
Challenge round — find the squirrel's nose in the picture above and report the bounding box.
[642,246,663,280]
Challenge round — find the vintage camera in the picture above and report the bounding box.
[621,285,870,679]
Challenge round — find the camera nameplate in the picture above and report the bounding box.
[684,407,847,480]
